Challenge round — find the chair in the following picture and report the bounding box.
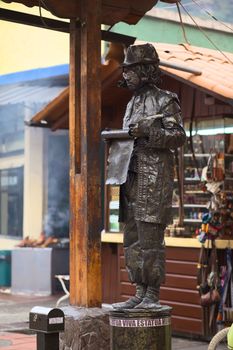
[55,275,70,307]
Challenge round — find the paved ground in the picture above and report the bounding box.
[0,290,227,349]
[0,290,58,349]
[172,337,226,349]
[0,333,36,350]
[0,332,227,349]
[0,289,59,332]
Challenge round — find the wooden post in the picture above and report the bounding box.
[69,0,102,307]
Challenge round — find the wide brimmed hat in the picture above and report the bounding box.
[122,43,159,67]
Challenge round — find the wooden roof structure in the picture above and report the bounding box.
[2,0,181,308]
[29,58,124,130]
[30,42,233,131]
[141,42,233,105]
[2,0,177,24]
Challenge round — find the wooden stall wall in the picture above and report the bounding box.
[101,74,233,336]
[101,243,120,303]
[161,75,233,121]
[162,247,203,335]
[119,245,203,336]
[102,243,204,337]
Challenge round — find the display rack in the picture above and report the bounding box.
[105,118,233,238]
[170,117,233,237]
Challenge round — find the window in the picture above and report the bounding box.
[0,166,24,237]
[45,133,69,238]
[0,104,24,158]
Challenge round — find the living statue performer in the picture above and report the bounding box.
[105,43,186,310]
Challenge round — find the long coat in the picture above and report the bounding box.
[119,84,186,225]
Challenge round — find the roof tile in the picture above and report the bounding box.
[137,42,233,104]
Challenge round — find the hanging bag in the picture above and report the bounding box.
[197,243,209,296]
[200,241,221,307]
[205,152,225,182]
[222,248,233,323]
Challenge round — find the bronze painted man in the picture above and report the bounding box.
[106,44,186,309]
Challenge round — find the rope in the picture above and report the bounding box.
[107,24,115,32]
[176,2,190,45]
[159,0,233,33]
[189,90,202,181]
[39,0,51,12]
[157,1,194,10]
[38,0,50,30]
[38,0,71,31]
[179,2,233,64]
[191,0,233,33]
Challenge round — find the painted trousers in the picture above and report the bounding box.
[122,171,166,287]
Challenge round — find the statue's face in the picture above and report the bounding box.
[122,66,141,91]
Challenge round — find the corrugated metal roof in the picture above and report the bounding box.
[0,65,69,86]
[0,84,67,106]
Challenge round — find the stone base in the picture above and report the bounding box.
[110,306,172,350]
[60,306,110,350]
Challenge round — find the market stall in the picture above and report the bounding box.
[30,42,233,337]
[101,42,233,337]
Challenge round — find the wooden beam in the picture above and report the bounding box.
[0,8,135,45]
[0,8,70,33]
[1,0,160,24]
[69,0,102,307]
[51,112,68,131]
[32,89,69,123]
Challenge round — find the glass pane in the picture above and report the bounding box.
[45,133,69,238]
[1,192,8,235]
[109,186,120,232]
[0,166,23,237]
[0,104,24,157]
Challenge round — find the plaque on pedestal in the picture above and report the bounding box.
[110,307,172,350]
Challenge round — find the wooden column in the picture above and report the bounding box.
[69,0,102,306]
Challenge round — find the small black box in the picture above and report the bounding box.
[29,307,64,333]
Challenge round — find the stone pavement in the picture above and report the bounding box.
[172,337,226,349]
[0,290,228,350]
[0,332,227,349]
[0,290,59,332]
[0,333,35,350]
[0,290,58,349]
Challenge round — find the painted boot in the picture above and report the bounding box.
[112,284,146,310]
[134,286,162,309]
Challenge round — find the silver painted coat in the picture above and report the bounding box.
[120,85,186,225]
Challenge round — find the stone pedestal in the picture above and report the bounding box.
[110,307,172,350]
[60,306,110,350]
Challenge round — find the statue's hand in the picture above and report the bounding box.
[128,120,149,138]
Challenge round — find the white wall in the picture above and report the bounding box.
[23,125,45,240]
